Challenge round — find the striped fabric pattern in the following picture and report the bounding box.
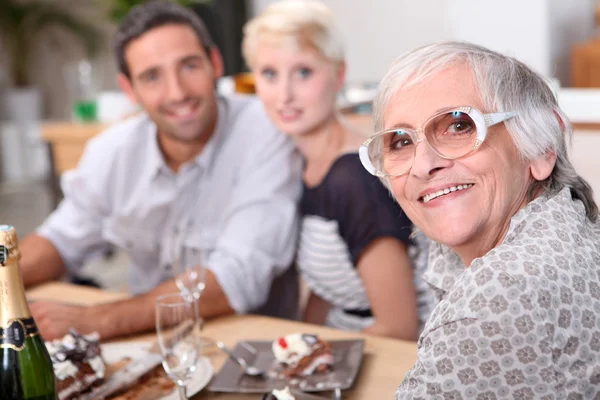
[298,215,373,331]
[298,216,434,332]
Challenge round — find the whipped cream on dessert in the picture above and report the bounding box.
[272,333,334,377]
[267,387,296,400]
[272,333,314,364]
[46,329,106,400]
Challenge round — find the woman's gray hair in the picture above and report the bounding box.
[373,41,597,222]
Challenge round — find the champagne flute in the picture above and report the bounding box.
[155,292,200,400]
[170,226,215,350]
[171,226,207,300]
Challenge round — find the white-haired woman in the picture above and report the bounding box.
[360,41,600,398]
[243,0,431,340]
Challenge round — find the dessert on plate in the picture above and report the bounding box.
[262,386,296,400]
[106,364,175,400]
[45,329,106,400]
[272,333,334,377]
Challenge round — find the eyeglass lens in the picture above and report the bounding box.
[370,110,479,176]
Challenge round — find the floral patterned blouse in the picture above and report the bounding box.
[396,187,600,399]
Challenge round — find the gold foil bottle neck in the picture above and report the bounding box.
[0,225,21,266]
[0,224,31,329]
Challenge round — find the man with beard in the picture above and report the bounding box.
[19,0,302,340]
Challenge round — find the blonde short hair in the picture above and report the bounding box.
[242,0,345,69]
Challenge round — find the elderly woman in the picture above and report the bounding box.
[243,0,432,339]
[360,41,600,398]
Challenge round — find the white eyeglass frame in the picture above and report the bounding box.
[359,106,517,178]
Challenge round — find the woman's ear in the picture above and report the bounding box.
[554,110,565,132]
[530,151,557,181]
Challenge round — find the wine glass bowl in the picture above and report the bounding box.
[162,340,198,381]
[155,293,201,400]
[169,227,212,351]
[171,230,206,299]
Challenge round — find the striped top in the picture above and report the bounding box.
[298,154,432,331]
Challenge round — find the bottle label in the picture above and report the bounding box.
[0,317,39,351]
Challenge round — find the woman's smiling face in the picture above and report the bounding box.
[385,63,536,265]
[252,42,343,137]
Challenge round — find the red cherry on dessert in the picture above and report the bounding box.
[278,337,288,349]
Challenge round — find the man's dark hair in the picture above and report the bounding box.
[114,0,215,78]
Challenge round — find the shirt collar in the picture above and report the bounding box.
[424,242,465,297]
[189,95,227,172]
[423,187,576,297]
[145,120,166,179]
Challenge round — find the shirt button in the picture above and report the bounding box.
[165,264,172,271]
[125,240,133,249]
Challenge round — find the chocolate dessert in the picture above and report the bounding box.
[272,334,334,377]
[106,364,175,400]
[45,329,106,400]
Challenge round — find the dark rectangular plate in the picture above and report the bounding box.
[208,339,365,393]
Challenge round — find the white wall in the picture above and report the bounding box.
[321,0,451,84]
[449,0,552,76]
[251,0,596,85]
[251,0,452,84]
[571,131,600,205]
[449,0,595,84]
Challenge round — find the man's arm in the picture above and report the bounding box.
[201,104,303,314]
[94,268,234,338]
[22,126,123,287]
[20,234,66,287]
[31,267,234,340]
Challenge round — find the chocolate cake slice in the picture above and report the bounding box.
[45,329,106,400]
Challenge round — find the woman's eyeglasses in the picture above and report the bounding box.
[359,106,517,178]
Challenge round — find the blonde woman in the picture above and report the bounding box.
[242,0,431,340]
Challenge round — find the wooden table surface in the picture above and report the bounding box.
[27,282,416,399]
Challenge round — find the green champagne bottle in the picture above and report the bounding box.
[0,225,57,399]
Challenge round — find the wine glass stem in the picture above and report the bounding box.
[192,292,204,330]
[177,382,188,400]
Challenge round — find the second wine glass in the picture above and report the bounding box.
[171,226,206,301]
[155,292,200,400]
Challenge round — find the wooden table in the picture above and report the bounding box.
[27,282,417,399]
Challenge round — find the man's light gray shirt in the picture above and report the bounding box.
[38,94,302,314]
